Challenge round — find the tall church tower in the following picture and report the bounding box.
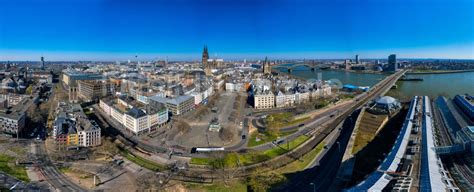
[202,46,212,76]
[263,57,272,74]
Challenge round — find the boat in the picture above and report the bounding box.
[399,78,423,81]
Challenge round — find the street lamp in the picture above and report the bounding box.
[309,182,315,192]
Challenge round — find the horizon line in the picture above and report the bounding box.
[1,57,474,62]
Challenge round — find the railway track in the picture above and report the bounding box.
[432,101,474,188]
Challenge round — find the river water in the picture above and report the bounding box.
[274,65,474,99]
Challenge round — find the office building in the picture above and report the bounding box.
[149,95,194,115]
[454,94,474,121]
[41,56,45,70]
[77,80,114,101]
[387,54,398,71]
[62,69,103,88]
[0,97,28,135]
[100,96,169,134]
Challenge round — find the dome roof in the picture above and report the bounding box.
[376,96,397,105]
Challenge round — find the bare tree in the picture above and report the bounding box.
[94,139,119,158]
[175,120,191,134]
[219,127,234,141]
[136,172,171,191]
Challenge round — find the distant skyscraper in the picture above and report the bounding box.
[41,56,45,69]
[263,57,272,74]
[388,54,397,71]
[202,46,212,76]
[355,54,360,64]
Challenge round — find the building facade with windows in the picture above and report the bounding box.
[149,95,194,115]
[52,103,101,147]
[77,79,114,101]
[0,97,28,135]
[100,97,169,134]
[254,90,275,109]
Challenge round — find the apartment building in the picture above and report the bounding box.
[99,96,169,134]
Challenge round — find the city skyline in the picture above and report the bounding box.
[1,0,473,61]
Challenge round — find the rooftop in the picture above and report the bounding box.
[149,95,193,105]
[126,107,147,118]
[0,97,30,120]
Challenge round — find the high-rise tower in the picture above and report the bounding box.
[41,56,45,70]
[388,54,397,71]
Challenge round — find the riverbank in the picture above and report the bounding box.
[332,68,387,75]
[406,69,474,74]
[273,68,386,87]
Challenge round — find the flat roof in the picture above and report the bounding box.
[467,126,474,133]
[0,97,30,120]
[149,95,193,105]
[420,96,447,191]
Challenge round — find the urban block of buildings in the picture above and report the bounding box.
[0,97,28,135]
[252,78,332,109]
[52,103,101,147]
[99,96,169,135]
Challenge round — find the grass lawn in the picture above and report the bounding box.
[339,94,355,100]
[191,135,310,167]
[247,130,296,147]
[276,141,325,174]
[262,135,309,158]
[118,148,165,171]
[0,154,30,182]
[9,146,27,156]
[240,135,310,166]
[185,180,247,192]
[58,166,71,173]
[266,112,310,129]
[190,157,212,165]
[352,132,376,154]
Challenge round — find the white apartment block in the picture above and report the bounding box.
[254,91,275,109]
[78,125,101,147]
[100,97,169,135]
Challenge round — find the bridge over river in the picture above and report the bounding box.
[272,63,332,73]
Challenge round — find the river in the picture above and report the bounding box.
[274,65,474,99]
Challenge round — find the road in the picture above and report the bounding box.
[275,70,406,191]
[32,142,87,192]
[223,117,249,151]
[275,110,358,192]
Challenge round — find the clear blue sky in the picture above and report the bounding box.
[0,0,473,61]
